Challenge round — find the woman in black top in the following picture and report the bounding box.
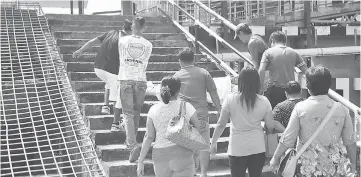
[72,19,132,129]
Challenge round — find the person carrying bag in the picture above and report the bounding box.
[166,101,209,152]
[277,102,340,177]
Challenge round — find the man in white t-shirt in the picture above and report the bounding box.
[116,16,153,148]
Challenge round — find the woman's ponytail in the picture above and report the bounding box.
[159,76,181,104]
[160,85,171,104]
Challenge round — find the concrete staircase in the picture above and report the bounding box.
[47,14,273,177]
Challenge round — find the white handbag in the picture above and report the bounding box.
[279,102,340,177]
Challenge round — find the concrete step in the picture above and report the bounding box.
[81,102,217,116]
[70,80,157,92]
[65,62,218,72]
[96,137,229,162]
[102,159,228,177]
[69,70,226,83]
[45,14,169,22]
[53,31,186,40]
[62,54,208,63]
[77,91,158,103]
[58,45,187,55]
[87,111,220,130]
[48,19,166,27]
[102,153,231,176]
[51,25,179,33]
[91,124,230,145]
[57,39,189,47]
[102,155,273,177]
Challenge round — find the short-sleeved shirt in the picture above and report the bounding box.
[118,35,153,81]
[261,46,306,87]
[248,35,268,68]
[173,65,217,119]
[273,98,304,127]
[95,30,127,75]
[148,100,196,148]
[218,93,272,156]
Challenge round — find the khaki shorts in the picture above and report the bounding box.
[196,111,210,151]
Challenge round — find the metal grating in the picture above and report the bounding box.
[0,1,106,177]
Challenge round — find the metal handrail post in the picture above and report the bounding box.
[195,24,200,61]
[172,0,176,20]
[257,0,260,17]
[228,0,232,20]
[262,0,266,16]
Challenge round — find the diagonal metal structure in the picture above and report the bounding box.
[0,1,106,176]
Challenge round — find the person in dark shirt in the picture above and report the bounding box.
[258,31,307,108]
[232,23,269,91]
[273,81,304,127]
[72,19,132,115]
[234,23,268,69]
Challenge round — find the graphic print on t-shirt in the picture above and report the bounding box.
[118,35,153,81]
[127,43,145,60]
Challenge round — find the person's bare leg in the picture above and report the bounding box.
[113,107,122,123]
[200,151,210,177]
[101,89,111,114]
[104,88,110,105]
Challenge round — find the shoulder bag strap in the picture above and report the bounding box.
[179,101,185,117]
[295,102,340,159]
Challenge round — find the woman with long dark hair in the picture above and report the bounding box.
[137,76,203,177]
[210,67,285,177]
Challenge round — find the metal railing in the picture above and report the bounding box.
[225,0,335,21]
[192,0,361,116]
[152,0,359,26]
[157,0,240,77]
[1,1,106,176]
[135,0,361,116]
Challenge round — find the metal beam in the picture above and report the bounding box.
[311,19,361,25]
[214,46,361,62]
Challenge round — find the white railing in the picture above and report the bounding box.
[226,0,335,21]
[136,0,361,116]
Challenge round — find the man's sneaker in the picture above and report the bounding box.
[110,122,125,132]
[129,145,141,163]
[101,105,111,114]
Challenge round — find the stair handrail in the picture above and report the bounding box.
[136,5,158,14]
[192,0,361,116]
[192,0,237,32]
[157,2,237,77]
[167,0,254,68]
[140,0,361,115]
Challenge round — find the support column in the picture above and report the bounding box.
[304,1,313,49]
[78,0,84,14]
[303,1,312,97]
[70,0,73,14]
[220,1,229,40]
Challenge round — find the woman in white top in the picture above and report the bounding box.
[137,76,203,177]
[210,67,285,177]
